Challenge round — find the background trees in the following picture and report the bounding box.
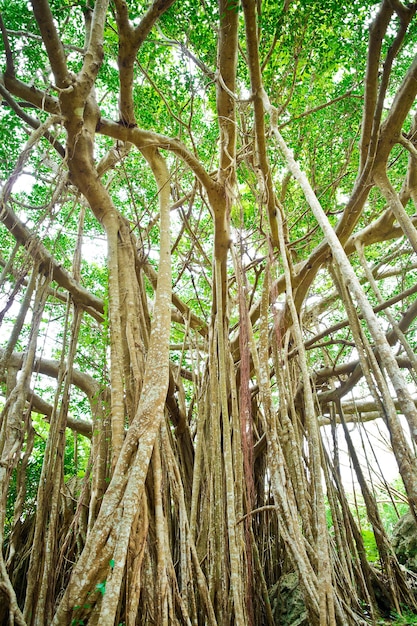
[1,0,417,623]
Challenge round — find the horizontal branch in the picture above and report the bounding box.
[304,281,417,350]
[0,200,105,319]
[25,391,93,438]
[319,395,417,427]
[316,356,413,405]
[0,348,99,437]
[0,84,65,157]
[97,118,220,199]
[1,348,101,399]
[5,28,85,53]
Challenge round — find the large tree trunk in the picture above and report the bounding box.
[1,1,417,624]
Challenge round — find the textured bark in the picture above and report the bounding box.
[2,2,417,625]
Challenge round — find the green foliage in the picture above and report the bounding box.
[326,478,410,567]
[361,529,379,562]
[5,413,90,536]
[5,427,45,534]
[96,580,107,596]
[64,427,90,481]
[378,607,417,624]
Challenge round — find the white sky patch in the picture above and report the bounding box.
[148,248,160,263]
[202,105,215,126]
[7,172,35,195]
[117,188,129,202]
[238,83,251,100]
[332,68,345,84]
[336,189,349,205]
[81,233,107,264]
[332,66,357,85]
[322,416,409,493]
[272,300,285,312]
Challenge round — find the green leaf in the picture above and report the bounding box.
[96,581,106,596]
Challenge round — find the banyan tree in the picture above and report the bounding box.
[2,0,417,624]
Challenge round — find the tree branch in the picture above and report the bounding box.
[30,0,70,89]
[115,0,177,125]
[0,200,104,317]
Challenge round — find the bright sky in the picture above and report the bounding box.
[322,416,409,493]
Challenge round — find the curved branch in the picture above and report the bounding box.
[316,356,414,406]
[0,84,65,157]
[2,74,60,114]
[98,118,219,196]
[0,349,101,399]
[30,0,70,89]
[376,52,417,168]
[359,0,393,170]
[115,0,177,126]
[305,280,417,351]
[0,348,100,437]
[26,390,93,438]
[0,200,104,318]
